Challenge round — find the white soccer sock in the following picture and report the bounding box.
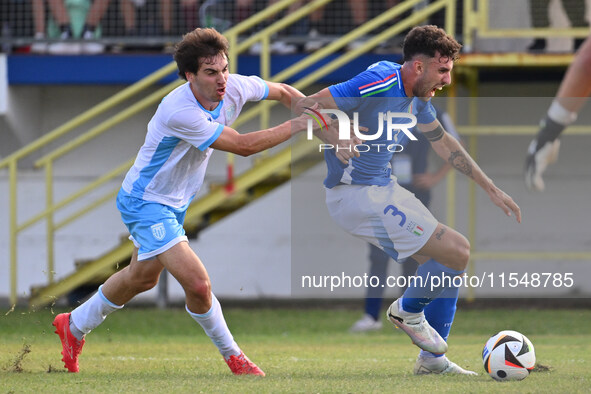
[419,350,444,359]
[186,293,240,359]
[548,100,578,126]
[70,285,124,340]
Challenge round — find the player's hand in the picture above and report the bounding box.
[524,138,561,192]
[333,120,365,165]
[299,103,324,130]
[334,134,364,164]
[487,186,522,223]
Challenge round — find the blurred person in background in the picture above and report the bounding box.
[236,0,299,54]
[116,0,172,51]
[528,0,588,52]
[525,35,591,190]
[31,0,49,53]
[45,0,111,54]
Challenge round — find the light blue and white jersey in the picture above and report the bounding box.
[325,61,437,188]
[121,74,269,208]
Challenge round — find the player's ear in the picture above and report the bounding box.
[414,59,424,75]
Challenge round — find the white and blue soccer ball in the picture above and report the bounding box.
[482,330,536,381]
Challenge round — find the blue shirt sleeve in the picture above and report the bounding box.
[414,99,438,124]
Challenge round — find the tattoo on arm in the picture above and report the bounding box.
[423,124,445,142]
[435,227,446,240]
[448,150,473,178]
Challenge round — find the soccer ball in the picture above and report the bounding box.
[482,330,535,381]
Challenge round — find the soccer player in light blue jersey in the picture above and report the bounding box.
[301,25,522,375]
[52,27,329,376]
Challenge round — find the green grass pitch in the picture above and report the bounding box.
[1,305,590,393]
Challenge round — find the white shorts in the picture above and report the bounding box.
[325,182,438,262]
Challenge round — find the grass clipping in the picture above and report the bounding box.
[6,344,31,373]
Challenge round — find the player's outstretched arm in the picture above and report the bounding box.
[419,120,522,223]
[210,106,325,156]
[294,88,363,164]
[266,81,306,109]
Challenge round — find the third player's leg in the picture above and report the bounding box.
[416,222,470,272]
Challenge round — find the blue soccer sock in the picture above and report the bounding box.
[364,298,383,320]
[420,285,459,358]
[364,244,389,320]
[401,259,464,313]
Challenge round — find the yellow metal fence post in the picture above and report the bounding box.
[9,160,18,305]
[445,0,456,39]
[466,67,479,302]
[45,161,55,284]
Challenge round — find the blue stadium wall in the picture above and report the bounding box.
[7,53,403,85]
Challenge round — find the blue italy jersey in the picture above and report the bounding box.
[325,61,437,188]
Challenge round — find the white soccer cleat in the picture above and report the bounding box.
[524,138,561,192]
[414,355,478,376]
[349,314,383,332]
[386,299,448,354]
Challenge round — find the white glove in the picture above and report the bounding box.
[524,138,561,191]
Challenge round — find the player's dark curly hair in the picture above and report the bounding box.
[174,28,230,80]
[402,25,462,62]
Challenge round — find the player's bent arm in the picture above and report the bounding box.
[419,120,522,222]
[265,82,305,110]
[294,88,339,115]
[210,119,307,157]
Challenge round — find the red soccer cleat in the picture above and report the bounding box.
[53,313,85,372]
[224,351,265,376]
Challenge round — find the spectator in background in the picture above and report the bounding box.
[305,0,369,52]
[195,0,233,32]
[350,107,460,333]
[118,0,172,50]
[46,0,111,54]
[305,0,406,53]
[238,0,298,54]
[528,0,588,52]
[31,0,49,53]
[180,0,201,32]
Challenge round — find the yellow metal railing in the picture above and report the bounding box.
[463,0,589,50]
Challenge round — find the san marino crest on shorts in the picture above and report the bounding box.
[151,223,166,240]
[406,221,424,236]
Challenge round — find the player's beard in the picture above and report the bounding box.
[412,79,431,101]
[414,82,442,101]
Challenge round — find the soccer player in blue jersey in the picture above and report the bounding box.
[301,25,521,375]
[51,27,332,376]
